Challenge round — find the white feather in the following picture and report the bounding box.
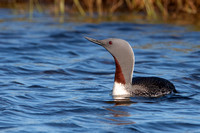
[112,82,130,96]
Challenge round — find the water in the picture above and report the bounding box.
[0,11,200,132]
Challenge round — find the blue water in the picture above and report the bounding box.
[0,10,200,132]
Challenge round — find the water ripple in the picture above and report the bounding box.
[0,12,200,132]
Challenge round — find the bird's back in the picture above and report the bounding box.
[131,77,176,97]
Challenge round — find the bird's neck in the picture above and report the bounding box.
[113,53,135,85]
[114,57,126,84]
[112,55,134,96]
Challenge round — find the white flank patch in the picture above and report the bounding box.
[112,82,129,96]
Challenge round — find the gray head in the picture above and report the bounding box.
[85,37,135,85]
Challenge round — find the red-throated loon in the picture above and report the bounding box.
[85,37,177,98]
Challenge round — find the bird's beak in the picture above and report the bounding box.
[84,37,104,46]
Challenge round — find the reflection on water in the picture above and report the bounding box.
[0,10,200,132]
[104,99,135,125]
[105,107,135,125]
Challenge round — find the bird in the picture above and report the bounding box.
[85,37,177,98]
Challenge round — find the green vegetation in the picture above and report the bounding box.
[0,0,200,24]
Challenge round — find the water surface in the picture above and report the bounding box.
[0,11,200,132]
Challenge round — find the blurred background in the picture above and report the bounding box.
[0,0,200,25]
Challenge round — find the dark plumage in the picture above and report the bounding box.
[132,77,177,97]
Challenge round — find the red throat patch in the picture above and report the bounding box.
[114,57,126,84]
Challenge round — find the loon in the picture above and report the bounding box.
[85,37,177,98]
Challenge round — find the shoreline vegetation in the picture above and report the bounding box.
[0,0,200,25]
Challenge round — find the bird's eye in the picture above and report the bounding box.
[109,41,112,45]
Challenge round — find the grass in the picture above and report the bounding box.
[0,0,200,24]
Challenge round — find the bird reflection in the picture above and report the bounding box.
[104,97,136,125]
